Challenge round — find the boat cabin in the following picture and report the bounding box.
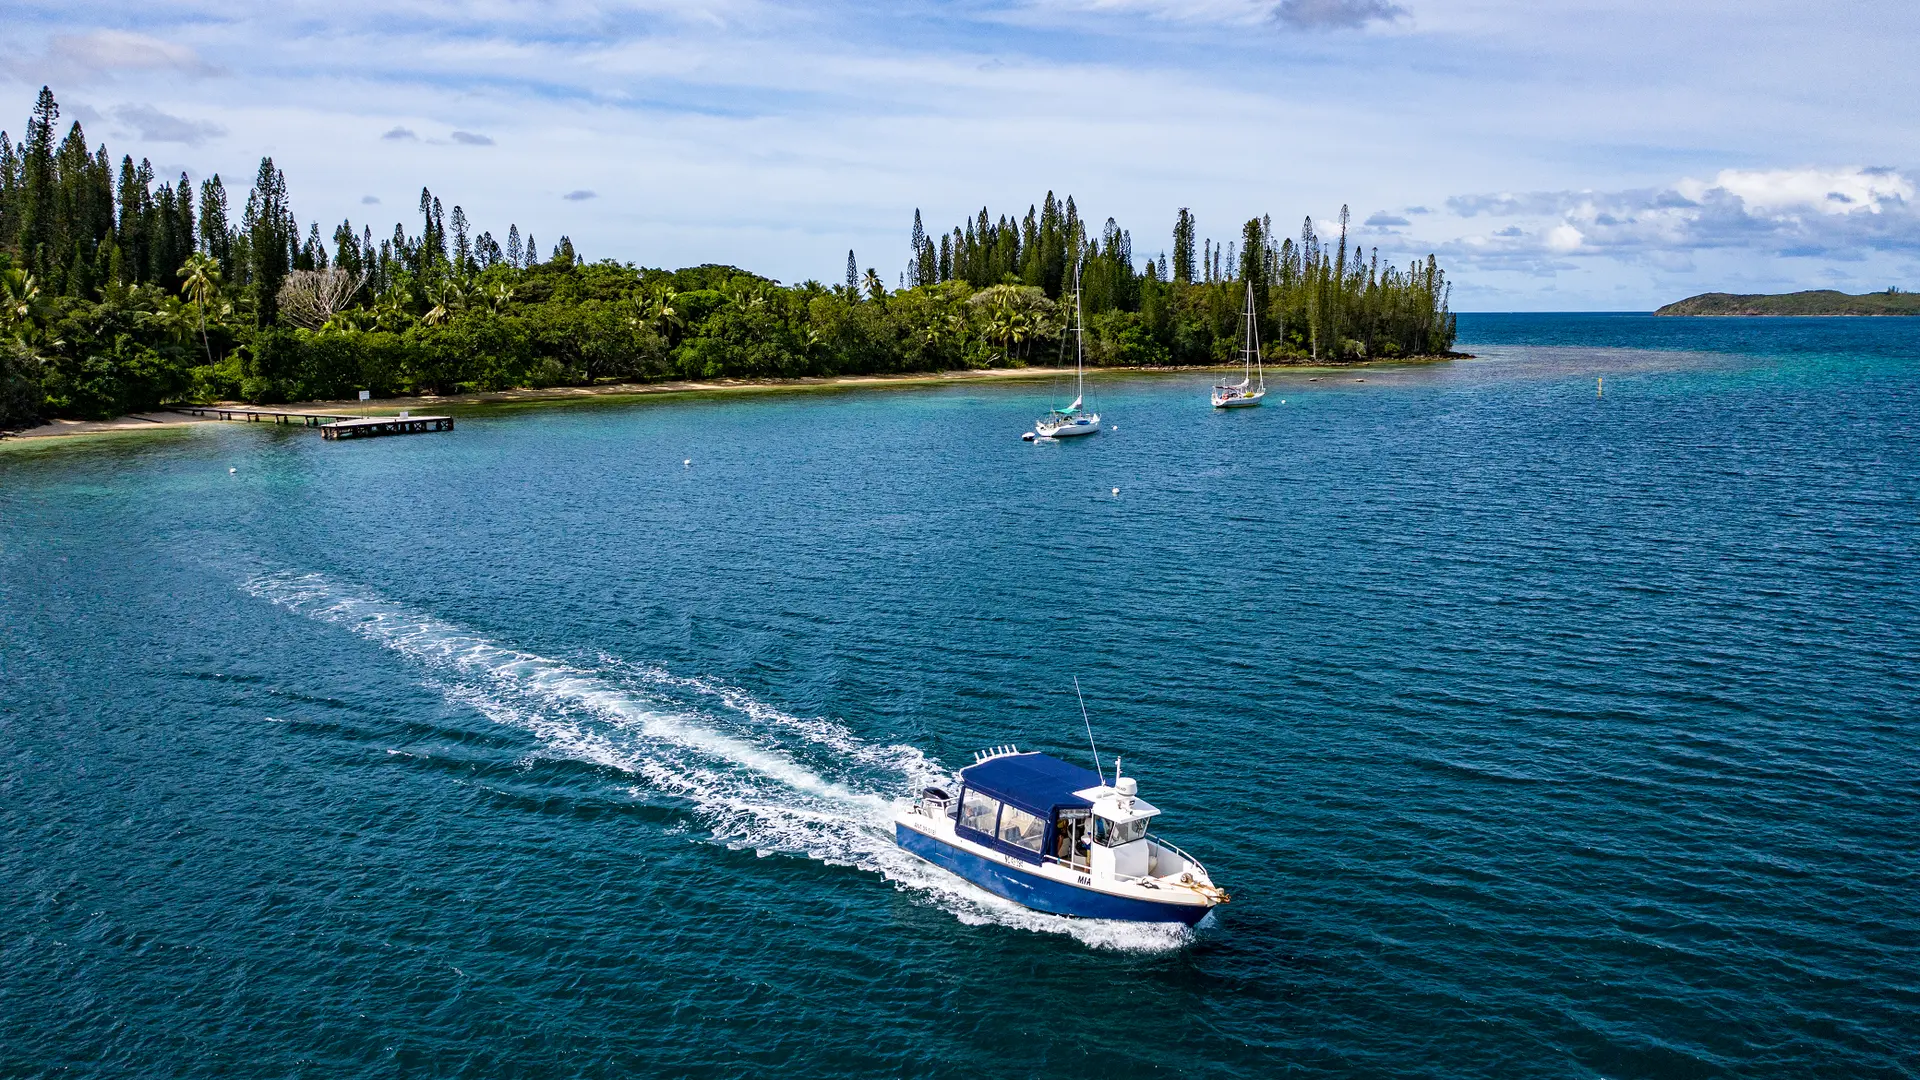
[949,751,1160,879]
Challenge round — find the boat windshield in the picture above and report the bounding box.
[959,788,1000,835]
[996,804,1045,853]
[1093,816,1149,847]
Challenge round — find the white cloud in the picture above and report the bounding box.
[26,31,224,81]
[1678,166,1913,217]
[1443,166,1920,262]
[1545,223,1583,251]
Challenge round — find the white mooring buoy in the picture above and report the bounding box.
[229,467,236,475]
[1111,487,1120,496]
[683,458,691,467]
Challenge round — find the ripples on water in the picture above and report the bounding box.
[1,314,1916,1077]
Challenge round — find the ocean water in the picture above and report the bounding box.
[2,314,1916,1078]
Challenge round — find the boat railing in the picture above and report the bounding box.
[1147,833,1208,877]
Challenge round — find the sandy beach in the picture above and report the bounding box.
[0,365,1156,441]
[2,359,1458,442]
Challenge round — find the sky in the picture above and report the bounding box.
[3,0,1917,309]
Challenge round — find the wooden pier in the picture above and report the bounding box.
[167,404,453,440]
[319,415,454,440]
[171,405,359,427]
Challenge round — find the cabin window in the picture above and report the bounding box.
[996,804,1045,854]
[959,789,1001,836]
[1093,816,1149,847]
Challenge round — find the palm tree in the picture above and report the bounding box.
[0,269,64,370]
[423,277,466,326]
[861,268,884,302]
[0,269,41,332]
[179,253,221,365]
[646,288,683,345]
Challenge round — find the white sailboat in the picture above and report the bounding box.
[1213,280,1266,409]
[1032,264,1101,439]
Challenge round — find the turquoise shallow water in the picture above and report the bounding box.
[2,315,1917,1077]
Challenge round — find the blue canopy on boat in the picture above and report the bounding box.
[960,753,1103,816]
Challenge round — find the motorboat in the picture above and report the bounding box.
[894,746,1228,924]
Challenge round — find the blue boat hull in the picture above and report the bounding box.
[895,823,1210,925]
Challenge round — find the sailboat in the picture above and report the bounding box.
[1212,280,1266,409]
[1031,263,1101,439]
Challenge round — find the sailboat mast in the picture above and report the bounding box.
[1244,282,1254,385]
[1075,262,1086,403]
[1250,281,1263,391]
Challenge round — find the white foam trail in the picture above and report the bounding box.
[245,570,1194,952]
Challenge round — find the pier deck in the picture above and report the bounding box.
[166,404,453,440]
[170,405,361,426]
[319,415,454,440]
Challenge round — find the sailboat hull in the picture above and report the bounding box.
[1213,392,1264,409]
[1037,418,1101,437]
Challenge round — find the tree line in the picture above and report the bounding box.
[0,86,1455,430]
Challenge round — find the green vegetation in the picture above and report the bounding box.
[0,87,1456,431]
[1654,289,1920,316]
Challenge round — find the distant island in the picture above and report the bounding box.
[0,85,1458,432]
[1655,289,1919,316]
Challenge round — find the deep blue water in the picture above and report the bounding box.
[3,315,1917,1078]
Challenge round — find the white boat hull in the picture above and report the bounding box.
[1213,391,1265,408]
[1036,415,1101,438]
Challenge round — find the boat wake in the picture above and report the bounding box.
[243,570,1194,952]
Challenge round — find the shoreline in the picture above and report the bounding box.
[2,357,1465,442]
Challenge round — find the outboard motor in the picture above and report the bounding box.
[920,786,955,817]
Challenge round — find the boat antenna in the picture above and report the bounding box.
[1074,675,1105,785]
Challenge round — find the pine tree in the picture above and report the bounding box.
[1172,208,1195,284]
[153,180,180,289]
[417,187,442,271]
[198,175,229,274]
[115,156,146,284]
[846,249,857,295]
[245,156,293,327]
[0,132,19,250]
[524,234,536,269]
[169,174,194,287]
[909,209,927,288]
[451,205,471,273]
[1039,191,1064,297]
[333,220,360,275]
[506,224,522,267]
[19,88,59,280]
